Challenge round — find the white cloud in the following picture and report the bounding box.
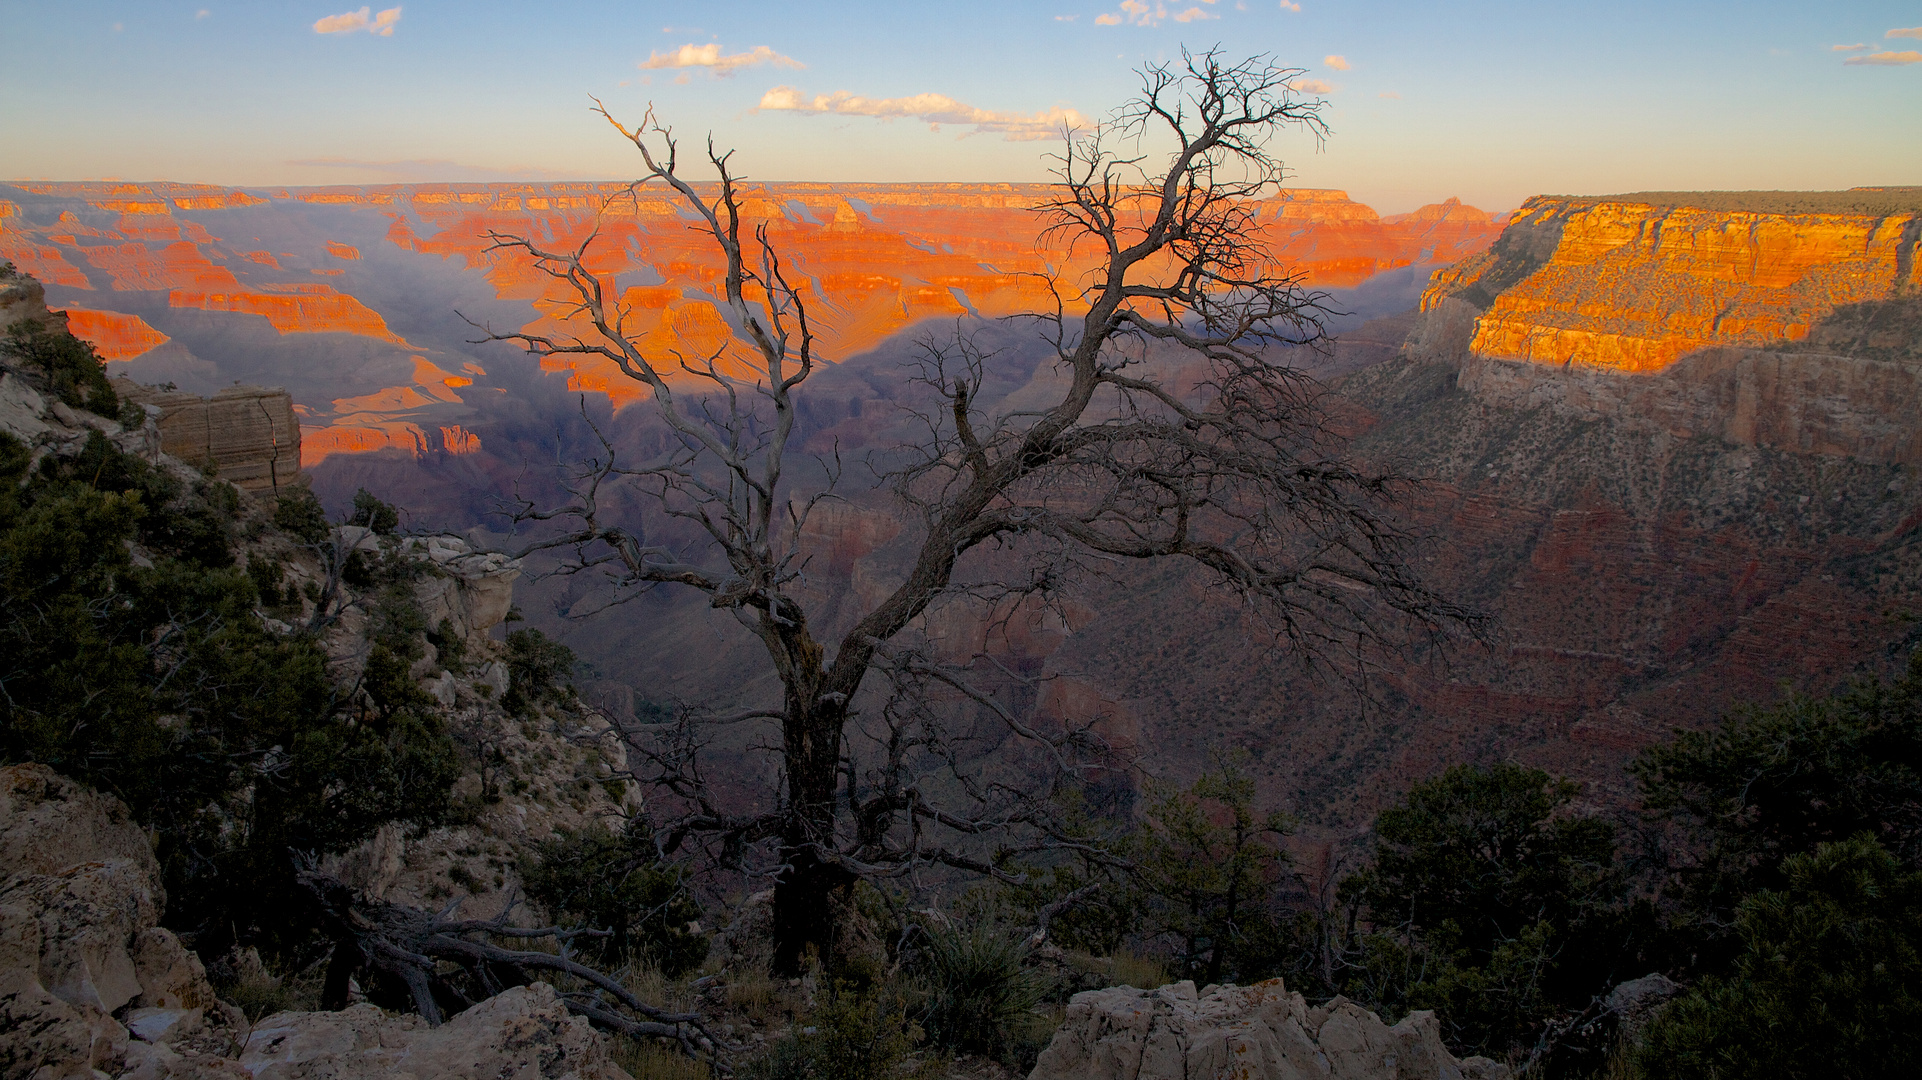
[1094,0,1218,27]
[196,9,210,19]
[1288,77,1334,94]
[1324,54,1350,70]
[313,6,401,36]
[638,43,801,76]
[1279,0,1300,10]
[757,87,1086,141]
[1378,91,1400,99]
[1832,43,1869,51]
[1845,49,1922,65]
[1888,26,1922,40]
[1055,13,1079,21]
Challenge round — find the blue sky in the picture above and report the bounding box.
[2,1,1917,213]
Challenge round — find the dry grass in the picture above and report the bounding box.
[610,1039,710,1080]
[723,965,785,1026]
[1107,950,1171,991]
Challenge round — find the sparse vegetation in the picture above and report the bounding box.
[521,818,708,975]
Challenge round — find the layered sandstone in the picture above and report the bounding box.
[1410,190,1922,464]
[114,380,302,492]
[60,307,169,361]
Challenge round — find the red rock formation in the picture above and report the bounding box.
[168,283,408,343]
[0,179,1499,472]
[1430,196,1920,373]
[83,241,240,291]
[61,307,169,361]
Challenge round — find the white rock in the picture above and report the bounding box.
[240,983,634,1080]
[0,370,52,441]
[1029,979,1510,1080]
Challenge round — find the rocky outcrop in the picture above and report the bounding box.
[238,984,633,1080]
[0,764,247,1079]
[1424,193,1920,373]
[113,380,301,492]
[61,309,170,362]
[1030,979,1509,1080]
[0,764,642,1080]
[401,533,523,649]
[1406,190,1922,464]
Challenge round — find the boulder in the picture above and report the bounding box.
[239,983,634,1080]
[1029,979,1510,1080]
[0,764,243,1079]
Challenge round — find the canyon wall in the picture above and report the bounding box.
[1412,191,1922,462]
[1296,187,1922,821]
[0,179,1500,466]
[15,174,1918,839]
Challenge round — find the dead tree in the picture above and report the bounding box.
[300,868,724,1065]
[477,49,1474,971]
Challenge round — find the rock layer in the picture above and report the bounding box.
[0,178,1500,460]
[1428,194,1920,373]
[114,380,302,492]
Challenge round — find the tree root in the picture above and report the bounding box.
[297,868,729,1070]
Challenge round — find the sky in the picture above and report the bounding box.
[1,1,1918,214]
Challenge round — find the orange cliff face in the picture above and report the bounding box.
[365,180,1501,402]
[2,178,1501,461]
[169,282,410,344]
[60,307,169,361]
[1424,195,1922,373]
[1404,190,1922,465]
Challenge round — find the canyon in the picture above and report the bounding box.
[5,177,1919,844]
[0,179,1499,467]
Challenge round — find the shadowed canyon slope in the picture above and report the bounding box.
[8,177,1920,842]
[512,188,1922,841]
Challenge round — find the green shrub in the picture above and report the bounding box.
[504,627,578,715]
[910,920,1048,1063]
[1137,751,1294,987]
[1339,762,1625,1055]
[521,818,707,975]
[272,484,330,544]
[1634,651,1922,933]
[3,316,119,417]
[349,487,400,535]
[746,982,939,1080]
[0,430,458,955]
[1639,834,1922,1080]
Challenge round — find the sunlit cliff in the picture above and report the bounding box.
[0,179,1500,464]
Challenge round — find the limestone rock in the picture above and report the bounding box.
[402,533,522,649]
[1405,195,1922,465]
[239,983,634,1080]
[0,765,157,882]
[0,764,240,1080]
[1029,979,1509,1080]
[112,380,301,493]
